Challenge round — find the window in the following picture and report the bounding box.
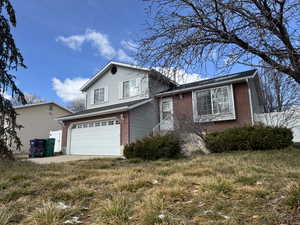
[196,90,212,115]
[108,120,114,125]
[94,88,105,104]
[122,79,140,98]
[194,85,235,122]
[161,101,172,120]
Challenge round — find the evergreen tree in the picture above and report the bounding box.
[0,0,26,160]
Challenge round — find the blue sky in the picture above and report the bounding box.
[12,0,248,106]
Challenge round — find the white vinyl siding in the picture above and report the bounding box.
[193,85,235,122]
[86,66,150,109]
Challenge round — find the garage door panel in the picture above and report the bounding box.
[70,120,121,156]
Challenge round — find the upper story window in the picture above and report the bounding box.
[193,85,235,122]
[91,87,108,105]
[120,78,141,99]
[94,88,105,104]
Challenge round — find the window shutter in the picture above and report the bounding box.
[136,78,142,95]
[119,82,123,99]
[90,89,94,105]
[104,86,109,102]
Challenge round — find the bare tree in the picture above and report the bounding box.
[67,98,85,112]
[260,66,300,113]
[255,65,300,127]
[11,93,44,106]
[138,0,300,83]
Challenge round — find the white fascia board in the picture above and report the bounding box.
[56,99,152,121]
[56,106,129,121]
[80,61,150,92]
[155,74,257,97]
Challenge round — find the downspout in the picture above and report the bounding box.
[247,78,255,125]
[57,120,66,154]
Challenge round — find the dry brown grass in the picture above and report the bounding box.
[1,147,300,224]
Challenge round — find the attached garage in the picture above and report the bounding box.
[58,99,152,156]
[69,119,121,156]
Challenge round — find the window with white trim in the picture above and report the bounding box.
[94,88,105,104]
[161,101,172,120]
[194,85,235,121]
[122,79,140,98]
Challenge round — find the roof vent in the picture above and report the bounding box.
[111,65,117,74]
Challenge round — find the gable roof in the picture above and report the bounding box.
[80,61,177,92]
[80,61,150,92]
[57,98,152,121]
[156,69,257,97]
[14,102,72,113]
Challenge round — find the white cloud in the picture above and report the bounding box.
[84,29,116,58]
[121,40,138,52]
[56,35,85,51]
[52,77,88,102]
[117,49,136,64]
[56,29,137,63]
[156,67,203,84]
[56,29,115,59]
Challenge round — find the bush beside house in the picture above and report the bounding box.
[124,132,181,160]
[124,125,293,160]
[205,125,293,153]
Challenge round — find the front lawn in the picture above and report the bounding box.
[1,148,300,225]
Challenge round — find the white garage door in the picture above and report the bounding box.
[70,119,121,156]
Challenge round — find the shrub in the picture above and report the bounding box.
[205,125,293,153]
[24,202,63,225]
[123,132,181,160]
[286,184,300,208]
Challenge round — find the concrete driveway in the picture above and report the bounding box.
[26,155,117,164]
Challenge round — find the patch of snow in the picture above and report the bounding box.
[57,202,70,209]
[202,210,214,215]
[158,214,166,219]
[152,179,159,184]
[64,216,82,224]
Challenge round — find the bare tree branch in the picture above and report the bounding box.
[138,0,300,83]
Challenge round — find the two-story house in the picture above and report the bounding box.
[58,61,264,156]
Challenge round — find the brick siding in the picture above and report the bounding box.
[172,82,252,132]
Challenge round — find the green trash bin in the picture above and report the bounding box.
[44,138,55,157]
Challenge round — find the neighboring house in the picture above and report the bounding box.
[15,102,72,152]
[58,61,264,156]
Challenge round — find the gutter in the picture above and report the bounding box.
[56,99,152,121]
[155,74,257,97]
